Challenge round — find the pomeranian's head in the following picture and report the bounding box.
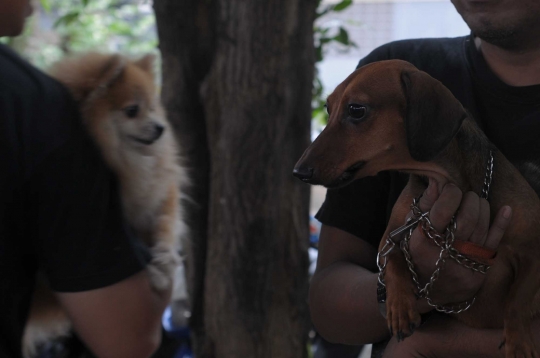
[50,52,168,150]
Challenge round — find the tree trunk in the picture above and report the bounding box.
[154,0,315,356]
[153,1,216,355]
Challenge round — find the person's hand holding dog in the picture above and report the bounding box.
[409,179,513,311]
[384,190,537,358]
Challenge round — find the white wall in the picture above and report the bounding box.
[317,1,469,93]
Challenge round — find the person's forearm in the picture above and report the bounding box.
[58,270,172,358]
[445,318,540,358]
[309,261,390,344]
[424,319,508,358]
[384,313,540,358]
[145,278,173,352]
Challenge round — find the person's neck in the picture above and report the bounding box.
[475,37,540,87]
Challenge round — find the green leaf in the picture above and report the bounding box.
[54,11,81,28]
[319,37,332,44]
[312,108,329,125]
[40,0,51,12]
[312,77,324,97]
[316,5,332,19]
[82,0,89,6]
[315,46,323,63]
[109,21,132,35]
[334,27,350,45]
[333,0,353,12]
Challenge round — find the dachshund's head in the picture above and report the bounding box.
[293,60,467,188]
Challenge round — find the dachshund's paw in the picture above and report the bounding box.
[147,243,181,291]
[386,291,421,340]
[503,333,539,358]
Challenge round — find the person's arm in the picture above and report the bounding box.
[57,271,170,358]
[310,224,389,344]
[24,87,170,357]
[309,172,398,345]
[382,313,540,358]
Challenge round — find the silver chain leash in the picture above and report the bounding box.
[377,212,430,288]
[377,150,494,315]
[481,151,494,200]
[405,198,482,313]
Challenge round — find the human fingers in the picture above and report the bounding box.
[484,206,512,250]
[454,192,480,242]
[467,198,490,246]
[417,178,440,213]
[428,183,462,232]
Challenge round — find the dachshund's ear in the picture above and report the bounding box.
[400,70,466,161]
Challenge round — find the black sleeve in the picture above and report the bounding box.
[24,90,150,293]
[316,174,391,247]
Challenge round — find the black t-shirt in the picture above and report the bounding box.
[0,44,148,357]
[316,34,540,248]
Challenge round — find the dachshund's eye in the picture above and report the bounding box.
[348,104,366,120]
[123,105,139,118]
[324,103,329,114]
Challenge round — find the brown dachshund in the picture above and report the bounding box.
[294,60,540,358]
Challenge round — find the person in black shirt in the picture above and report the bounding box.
[310,0,540,356]
[0,2,171,357]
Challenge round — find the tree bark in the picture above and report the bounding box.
[153,1,216,354]
[154,0,315,356]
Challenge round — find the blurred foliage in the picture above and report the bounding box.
[313,0,357,128]
[9,0,355,129]
[12,0,157,69]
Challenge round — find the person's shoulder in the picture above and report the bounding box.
[0,44,71,108]
[0,44,84,175]
[357,36,469,70]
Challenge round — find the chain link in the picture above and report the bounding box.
[377,237,396,287]
[406,197,487,313]
[400,227,423,295]
[481,151,494,200]
[415,202,490,275]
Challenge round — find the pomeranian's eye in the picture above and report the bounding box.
[123,105,139,118]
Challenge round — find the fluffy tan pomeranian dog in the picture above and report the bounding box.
[22,53,187,357]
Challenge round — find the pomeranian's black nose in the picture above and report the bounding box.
[154,124,165,138]
[292,167,314,182]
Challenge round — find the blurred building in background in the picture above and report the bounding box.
[318,0,469,92]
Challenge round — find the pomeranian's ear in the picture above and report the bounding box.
[95,54,126,90]
[134,53,156,75]
[49,53,126,103]
[83,54,126,103]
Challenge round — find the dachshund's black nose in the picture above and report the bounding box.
[293,167,314,182]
